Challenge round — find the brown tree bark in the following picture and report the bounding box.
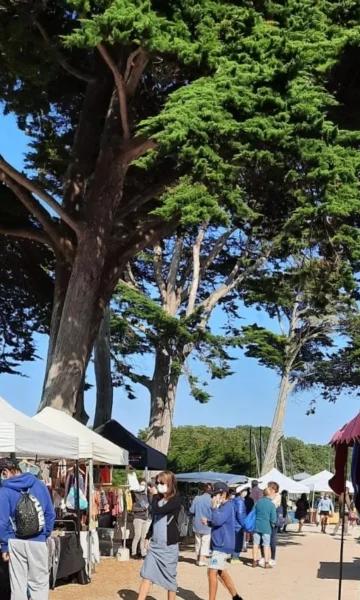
[146,346,180,455]
[94,307,113,428]
[261,368,296,475]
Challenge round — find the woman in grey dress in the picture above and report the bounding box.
[138,471,181,600]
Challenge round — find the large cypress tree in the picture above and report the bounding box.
[0,0,359,420]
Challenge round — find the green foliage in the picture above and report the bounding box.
[166,425,332,476]
[299,313,360,408]
[111,277,242,401]
[0,187,53,374]
[241,256,356,380]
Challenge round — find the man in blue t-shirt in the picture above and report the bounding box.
[317,494,334,534]
[190,484,212,566]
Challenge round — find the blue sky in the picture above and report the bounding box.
[1,111,359,449]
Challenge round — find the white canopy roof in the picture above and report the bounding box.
[34,407,128,465]
[301,470,354,494]
[258,468,310,494]
[0,396,79,460]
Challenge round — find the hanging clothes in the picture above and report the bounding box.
[125,490,133,512]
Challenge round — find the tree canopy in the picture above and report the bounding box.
[1,0,360,425]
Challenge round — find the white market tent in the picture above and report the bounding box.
[34,407,128,465]
[302,470,354,494]
[0,396,79,459]
[293,471,311,481]
[258,468,310,494]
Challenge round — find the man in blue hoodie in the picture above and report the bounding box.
[0,457,55,600]
[202,482,244,600]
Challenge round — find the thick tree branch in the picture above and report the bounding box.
[0,156,83,236]
[198,246,272,327]
[123,262,140,290]
[33,19,94,83]
[153,243,167,305]
[125,48,149,97]
[201,227,236,274]
[167,236,183,294]
[120,136,156,165]
[0,225,52,248]
[187,224,207,316]
[115,182,167,223]
[97,43,130,139]
[1,176,71,255]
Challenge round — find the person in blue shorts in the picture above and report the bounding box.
[202,482,244,600]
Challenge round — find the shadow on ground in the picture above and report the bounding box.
[118,587,204,600]
[179,556,198,565]
[276,532,302,547]
[118,589,157,600]
[317,559,360,580]
[177,587,204,600]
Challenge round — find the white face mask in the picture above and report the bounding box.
[157,483,168,495]
[138,485,146,492]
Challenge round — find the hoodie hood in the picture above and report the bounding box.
[1,472,37,491]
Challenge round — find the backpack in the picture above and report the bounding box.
[243,507,256,533]
[14,490,45,538]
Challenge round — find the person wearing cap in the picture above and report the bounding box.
[231,486,246,564]
[0,457,55,600]
[201,482,243,600]
[189,483,212,566]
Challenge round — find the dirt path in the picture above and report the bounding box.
[51,525,360,600]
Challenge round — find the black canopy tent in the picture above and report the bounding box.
[95,420,167,471]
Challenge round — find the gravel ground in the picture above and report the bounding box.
[50,524,360,600]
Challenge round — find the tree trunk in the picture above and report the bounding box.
[146,347,180,455]
[74,374,89,424]
[40,230,111,415]
[261,369,295,475]
[94,307,113,428]
[40,259,71,406]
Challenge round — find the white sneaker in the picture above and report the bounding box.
[269,559,276,568]
[259,558,265,568]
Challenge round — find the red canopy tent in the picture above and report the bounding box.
[329,412,360,600]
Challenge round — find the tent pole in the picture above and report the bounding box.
[75,460,81,538]
[88,458,94,578]
[338,467,347,600]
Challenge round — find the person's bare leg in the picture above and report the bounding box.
[252,544,259,566]
[218,570,238,597]
[138,579,152,600]
[323,516,328,533]
[208,569,218,600]
[168,591,176,600]
[264,546,271,566]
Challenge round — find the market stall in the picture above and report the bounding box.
[0,397,84,597]
[95,419,167,471]
[302,469,354,494]
[259,468,310,494]
[34,408,129,566]
[0,396,79,459]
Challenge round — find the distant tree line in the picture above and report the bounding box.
[166,425,333,477]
